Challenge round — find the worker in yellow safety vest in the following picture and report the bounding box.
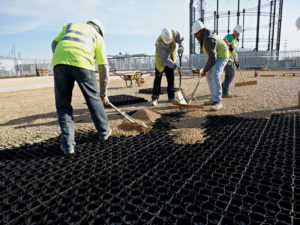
[222,24,243,98]
[151,28,184,106]
[52,19,111,154]
[192,20,229,111]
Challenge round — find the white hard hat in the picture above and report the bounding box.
[234,24,243,34]
[192,20,205,34]
[296,17,300,31]
[87,19,105,37]
[161,28,173,44]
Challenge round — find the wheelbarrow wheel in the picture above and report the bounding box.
[137,77,145,86]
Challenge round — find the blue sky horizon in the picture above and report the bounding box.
[0,0,299,60]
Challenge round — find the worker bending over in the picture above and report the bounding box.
[192,20,229,111]
[52,19,111,154]
[151,28,184,106]
[222,24,242,98]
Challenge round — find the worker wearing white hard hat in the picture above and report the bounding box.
[192,20,229,111]
[222,24,243,98]
[51,19,111,154]
[151,28,184,106]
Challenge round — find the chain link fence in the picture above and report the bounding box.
[1,50,299,78]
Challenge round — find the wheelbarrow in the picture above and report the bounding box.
[113,71,145,87]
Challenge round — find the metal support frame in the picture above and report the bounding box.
[268,1,273,51]
[228,10,230,34]
[256,0,261,51]
[237,0,240,24]
[216,0,219,34]
[242,9,245,48]
[271,0,277,53]
[276,0,283,58]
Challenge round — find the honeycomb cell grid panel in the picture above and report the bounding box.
[0,112,299,224]
[107,94,147,106]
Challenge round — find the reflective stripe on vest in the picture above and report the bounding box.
[61,23,97,51]
[202,34,229,59]
[154,30,176,72]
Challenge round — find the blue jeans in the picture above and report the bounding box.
[206,58,228,103]
[222,61,236,95]
[54,65,110,151]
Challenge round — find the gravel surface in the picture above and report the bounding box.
[0,70,299,150]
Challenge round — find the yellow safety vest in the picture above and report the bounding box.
[225,34,238,62]
[202,34,229,60]
[53,23,107,71]
[154,30,176,72]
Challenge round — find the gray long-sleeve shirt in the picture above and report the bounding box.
[200,29,218,72]
[156,31,184,69]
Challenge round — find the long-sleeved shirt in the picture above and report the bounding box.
[200,29,218,72]
[156,31,184,69]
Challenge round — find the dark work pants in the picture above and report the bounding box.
[54,64,110,151]
[152,66,175,100]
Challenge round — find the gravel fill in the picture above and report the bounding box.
[0,70,299,150]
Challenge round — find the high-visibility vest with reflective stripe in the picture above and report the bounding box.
[154,30,176,72]
[202,34,229,60]
[225,34,238,62]
[53,23,105,71]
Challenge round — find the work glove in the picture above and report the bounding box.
[235,62,240,69]
[229,44,234,52]
[176,66,182,74]
[101,96,109,106]
[199,70,207,77]
[178,47,184,55]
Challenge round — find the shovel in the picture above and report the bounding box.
[107,101,149,132]
[171,68,204,110]
[176,52,188,104]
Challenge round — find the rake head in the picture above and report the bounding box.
[235,80,257,87]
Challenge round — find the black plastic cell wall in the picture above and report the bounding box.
[0,112,299,224]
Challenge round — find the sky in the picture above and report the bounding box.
[0,0,299,60]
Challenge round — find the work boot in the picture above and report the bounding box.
[168,98,178,103]
[210,102,223,111]
[204,99,215,105]
[222,94,234,98]
[60,146,75,155]
[99,128,112,141]
[151,99,158,106]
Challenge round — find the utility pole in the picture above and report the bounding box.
[242,9,245,48]
[267,1,273,51]
[256,0,261,51]
[237,0,240,24]
[228,10,230,34]
[214,11,216,33]
[189,0,194,55]
[200,0,203,22]
[271,0,276,54]
[276,0,283,58]
[216,0,219,34]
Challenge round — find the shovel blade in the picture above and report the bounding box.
[235,80,257,87]
[177,89,188,105]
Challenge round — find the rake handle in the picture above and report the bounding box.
[178,53,183,89]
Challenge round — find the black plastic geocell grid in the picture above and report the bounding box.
[138,87,179,95]
[0,112,299,225]
[107,94,148,106]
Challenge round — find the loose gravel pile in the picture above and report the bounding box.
[0,71,300,150]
